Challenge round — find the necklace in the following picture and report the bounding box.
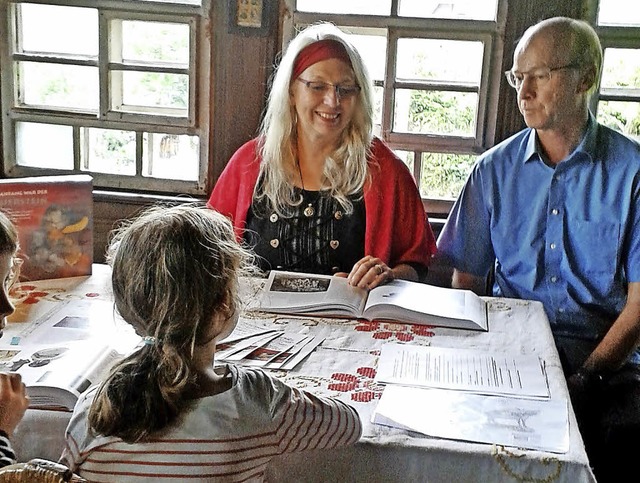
[296,159,315,217]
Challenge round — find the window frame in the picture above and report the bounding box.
[0,0,211,195]
[283,0,507,216]
[591,28,640,117]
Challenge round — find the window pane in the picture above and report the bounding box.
[19,4,98,56]
[16,122,73,169]
[396,39,483,84]
[297,0,391,15]
[420,152,476,199]
[121,21,189,65]
[345,31,386,127]
[347,32,387,81]
[143,133,199,181]
[81,128,136,175]
[601,48,640,89]
[394,150,415,174]
[19,62,98,111]
[394,89,477,136]
[112,71,189,112]
[598,0,640,26]
[399,0,498,21]
[597,101,640,140]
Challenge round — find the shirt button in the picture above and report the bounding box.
[558,308,565,313]
[334,210,343,220]
[269,213,278,223]
[550,276,558,283]
[551,209,559,215]
[270,239,279,248]
[330,240,339,249]
[550,243,556,249]
[331,266,340,273]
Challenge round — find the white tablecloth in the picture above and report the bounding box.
[8,267,596,482]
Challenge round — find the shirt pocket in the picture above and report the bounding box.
[566,219,620,280]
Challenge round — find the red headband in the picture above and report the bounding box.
[292,39,353,80]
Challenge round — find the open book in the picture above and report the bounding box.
[256,270,488,331]
[0,340,121,411]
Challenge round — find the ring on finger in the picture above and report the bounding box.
[375,264,383,275]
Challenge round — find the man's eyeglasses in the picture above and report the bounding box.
[504,63,582,89]
[296,78,361,99]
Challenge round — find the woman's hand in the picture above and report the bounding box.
[347,256,394,289]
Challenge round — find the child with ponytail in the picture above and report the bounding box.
[61,204,361,481]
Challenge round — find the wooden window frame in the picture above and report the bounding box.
[0,0,211,195]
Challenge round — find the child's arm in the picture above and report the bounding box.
[276,385,362,453]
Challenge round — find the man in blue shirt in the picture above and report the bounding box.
[438,17,640,483]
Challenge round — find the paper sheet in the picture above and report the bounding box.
[372,385,569,453]
[375,343,549,399]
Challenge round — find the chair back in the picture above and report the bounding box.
[0,458,86,482]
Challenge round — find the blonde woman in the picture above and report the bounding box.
[208,23,436,290]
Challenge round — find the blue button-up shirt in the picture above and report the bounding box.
[438,115,640,367]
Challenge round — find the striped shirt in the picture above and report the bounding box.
[0,430,16,467]
[61,364,361,482]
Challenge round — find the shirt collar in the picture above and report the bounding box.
[523,113,597,164]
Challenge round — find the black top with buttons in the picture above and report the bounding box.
[245,189,366,275]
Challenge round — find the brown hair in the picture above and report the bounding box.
[88,204,254,442]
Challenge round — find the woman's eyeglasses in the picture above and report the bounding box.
[296,78,361,99]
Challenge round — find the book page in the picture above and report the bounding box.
[218,318,277,345]
[257,271,366,316]
[240,332,311,367]
[216,332,282,360]
[0,340,121,410]
[364,280,486,329]
[277,336,326,371]
[375,343,549,399]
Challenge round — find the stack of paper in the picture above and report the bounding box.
[375,343,550,399]
[216,320,324,371]
[371,343,569,453]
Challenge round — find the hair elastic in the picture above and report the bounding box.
[142,335,157,346]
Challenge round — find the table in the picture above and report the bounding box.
[7,266,596,482]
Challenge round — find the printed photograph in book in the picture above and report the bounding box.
[0,174,93,281]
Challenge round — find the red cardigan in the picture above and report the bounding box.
[208,137,436,269]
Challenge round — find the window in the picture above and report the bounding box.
[0,0,210,194]
[285,0,506,214]
[593,0,640,141]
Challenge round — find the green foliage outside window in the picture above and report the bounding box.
[408,89,475,135]
[406,89,477,199]
[420,152,475,199]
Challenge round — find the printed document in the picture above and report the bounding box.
[375,343,549,399]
